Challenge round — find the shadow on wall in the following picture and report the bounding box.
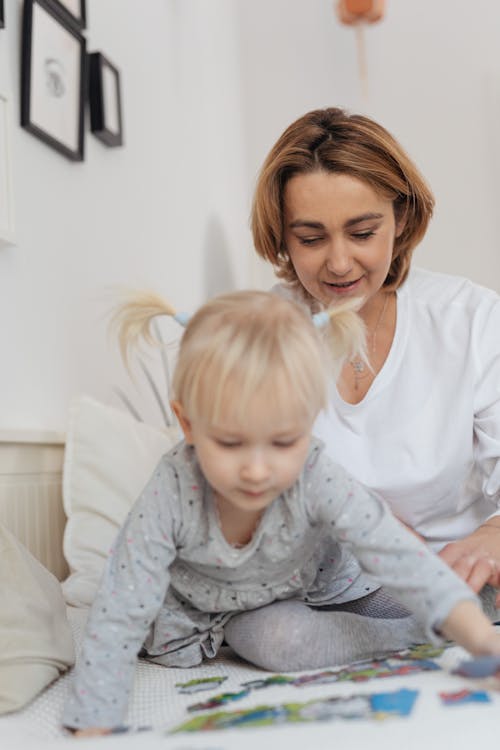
[203,215,237,298]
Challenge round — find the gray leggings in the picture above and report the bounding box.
[224,586,498,672]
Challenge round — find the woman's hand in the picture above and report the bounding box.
[438,518,500,605]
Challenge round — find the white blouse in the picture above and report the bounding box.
[281,267,500,550]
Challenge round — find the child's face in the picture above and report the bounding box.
[175,393,314,516]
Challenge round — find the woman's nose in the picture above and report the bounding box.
[325,240,353,276]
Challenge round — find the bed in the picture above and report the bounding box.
[1,395,499,749]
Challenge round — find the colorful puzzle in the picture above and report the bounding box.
[173,688,419,733]
[185,644,444,713]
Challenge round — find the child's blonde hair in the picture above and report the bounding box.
[112,290,365,424]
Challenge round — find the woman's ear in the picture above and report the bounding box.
[171,401,194,443]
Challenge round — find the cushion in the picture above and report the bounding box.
[0,524,75,714]
[62,395,180,607]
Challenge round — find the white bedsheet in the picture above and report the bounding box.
[1,608,499,749]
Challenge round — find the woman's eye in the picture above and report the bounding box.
[298,236,322,246]
[273,440,297,448]
[216,440,241,448]
[351,230,375,241]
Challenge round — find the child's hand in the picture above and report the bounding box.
[479,630,500,658]
[72,728,112,738]
[441,600,500,656]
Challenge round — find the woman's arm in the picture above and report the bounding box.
[456,294,500,603]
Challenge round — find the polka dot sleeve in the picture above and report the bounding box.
[62,456,182,730]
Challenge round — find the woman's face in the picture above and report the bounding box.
[283,171,404,315]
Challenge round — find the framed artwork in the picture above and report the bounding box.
[0,93,16,246]
[47,0,86,30]
[0,1,4,29]
[21,0,86,161]
[88,52,124,147]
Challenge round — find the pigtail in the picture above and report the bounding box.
[314,299,368,376]
[110,290,177,371]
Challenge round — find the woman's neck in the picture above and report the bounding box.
[337,290,397,405]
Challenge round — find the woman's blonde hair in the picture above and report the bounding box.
[252,107,435,293]
[111,289,365,424]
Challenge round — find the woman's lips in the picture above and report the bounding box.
[323,277,363,294]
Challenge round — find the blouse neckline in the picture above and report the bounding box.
[333,279,410,410]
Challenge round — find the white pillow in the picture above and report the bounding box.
[0,524,74,713]
[62,395,180,607]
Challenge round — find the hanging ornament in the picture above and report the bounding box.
[335,0,386,26]
[334,1,387,106]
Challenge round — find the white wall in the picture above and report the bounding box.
[1,0,500,432]
[0,0,252,432]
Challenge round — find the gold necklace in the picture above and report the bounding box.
[350,294,389,391]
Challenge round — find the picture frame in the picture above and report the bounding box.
[47,0,86,30]
[21,0,86,161]
[0,93,16,246]
[88,52,124,148]
[0,1,4,29]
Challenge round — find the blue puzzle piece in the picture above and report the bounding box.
[453,655,500,678]
[440,689,491,706]
[370,688,419,717]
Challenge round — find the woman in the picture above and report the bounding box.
[224,107,500,671]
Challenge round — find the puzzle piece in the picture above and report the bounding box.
[241,675,294,690]
[175,676,228,694]
[188,689,250,712]
[453,655,500,679]
[439,689,491,706]
[392,643,448,661]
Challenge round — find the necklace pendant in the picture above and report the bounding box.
[351,359,365,373]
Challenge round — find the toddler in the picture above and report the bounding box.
[64,290,500,736]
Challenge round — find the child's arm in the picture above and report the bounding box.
[62,457,181,733]
[310,449,498,655]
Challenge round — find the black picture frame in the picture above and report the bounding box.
[47,0,85,30]
[21,0,86,161]
[88,52,123,148]
[0,1,4,29]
